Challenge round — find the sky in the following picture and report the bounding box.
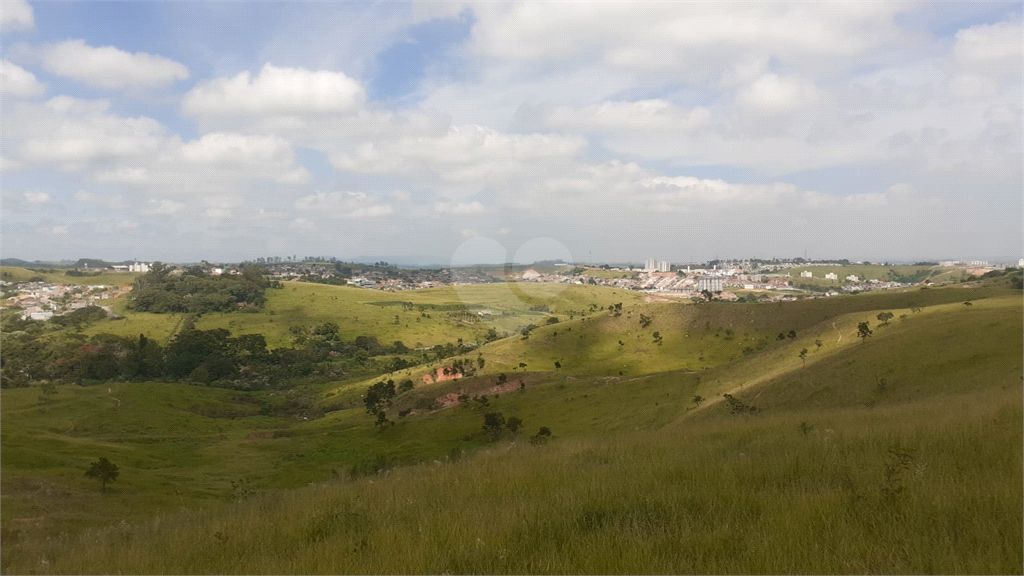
[1,1,1021,265]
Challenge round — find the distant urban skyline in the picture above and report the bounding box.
[2,1,1020,263]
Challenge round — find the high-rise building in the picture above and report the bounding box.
[658,260,670,272]
[645,258,657,272]
[697,278,723,292]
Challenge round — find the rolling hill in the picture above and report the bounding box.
[1,277,1020,574]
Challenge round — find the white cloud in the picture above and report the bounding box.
[182,64,365,118]
[13,97,167,169]
[144,199,186,216]
[37,40,189,88]
[22,191,50,204]
[950,19,1022,99]
[74,190,125,210]
[1,60,45,97]
[521,99,711,134]
[0,0,33,31]
[330,124,585,189]
[434,201,485,215]
[294,191,393,219]
[954,20,1022,67]
[736,74,821,116]
[467,2,907,78]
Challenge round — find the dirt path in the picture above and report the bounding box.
[108,388,121,408]
[832,322,842,344]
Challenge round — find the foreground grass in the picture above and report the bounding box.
[7,387,1020,574]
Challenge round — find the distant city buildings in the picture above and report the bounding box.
[644,258,670,272]
[697,278,723,292]
[128,261,151,273]
[845,274,860,282]
[800,270,813,278]
[824,272,838,280]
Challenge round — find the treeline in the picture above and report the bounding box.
[127,263,279,314]
[0,318,479,390]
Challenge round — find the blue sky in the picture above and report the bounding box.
[1,1,1021,264]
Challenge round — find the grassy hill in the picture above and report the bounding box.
[0,266,141,287]
[85,281,643,349]
[1,278,1020,573]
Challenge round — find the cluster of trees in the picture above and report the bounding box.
[0,321,420,390]
[127,263,276,314]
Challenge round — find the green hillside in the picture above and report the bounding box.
[1,279,1021,573]
[0,266,141,287]
[85,281,643,349]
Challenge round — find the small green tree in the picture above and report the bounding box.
[814,339,823,351]
[799,348,808,367]
[692,395,704,408]
[482,412,505,441]
[857,321,873,342]
[876,311,894,326]
[530,426,552,445]
[364,380,396,428]
[506,416,523,434]
[85,457,119,493]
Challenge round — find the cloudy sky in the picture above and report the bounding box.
[1,1,1020,265]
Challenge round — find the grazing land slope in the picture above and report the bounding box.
[1,279,1020,574]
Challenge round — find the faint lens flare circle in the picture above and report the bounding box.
[449,237,514,333]
[512,237,574,300]
[449,236,575,334]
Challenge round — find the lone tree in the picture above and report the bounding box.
[799,348,808,367]
[85,457,119,493]
[857,321,873,342]
[364,380,396,428]
[814,338,823,351]
[876,311,895,326]
[482,412,506,441]
[692,395,704,408]
[506,416,523,434]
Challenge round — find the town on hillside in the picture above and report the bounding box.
[1,256,1017,322]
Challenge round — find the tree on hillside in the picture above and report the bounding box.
[857,322,873,342]
[364,380,396,428]
[482,412,506,441]
[814,339,823,351]
[799,348,808,367]
[530,426,552,445]
[692,395,704,408]
[85,457,119,493]
[554,361,561,371]
[506,416,523,434]
[877,311,895,326]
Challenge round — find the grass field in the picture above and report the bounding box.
[83,281,644,349]
[1,277,1020,574]
[0,266,142,287]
